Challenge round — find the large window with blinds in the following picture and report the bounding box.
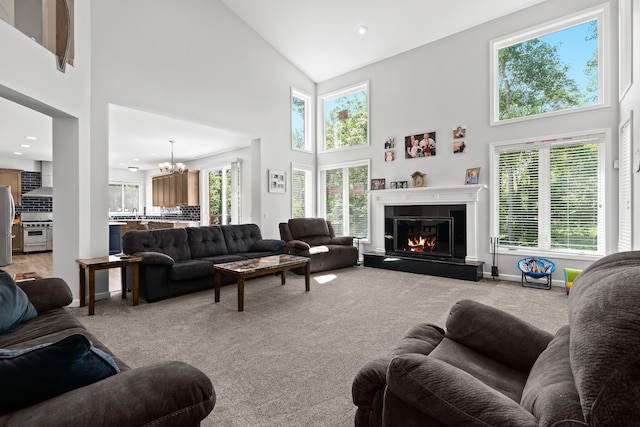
[292,165,313,218]
[491,133,605,255]
[319,160,369,238]
[109,182,140,214]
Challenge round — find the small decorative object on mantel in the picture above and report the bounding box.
[268,170,286,193]
[411,171,427,188]
[371,178,386,190]
[465,167,480,185]
[391,181,408,189]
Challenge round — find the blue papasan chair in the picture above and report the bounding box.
[518,257,556,290]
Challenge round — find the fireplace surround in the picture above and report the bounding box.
[365,185,487,281]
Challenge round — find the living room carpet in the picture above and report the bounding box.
[69,266,569,426]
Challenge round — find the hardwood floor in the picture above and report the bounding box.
[4,251,122,291]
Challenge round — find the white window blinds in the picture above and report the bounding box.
[495,133,604,254]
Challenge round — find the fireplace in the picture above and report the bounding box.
[385,204,466,261]
[393,217,453,258]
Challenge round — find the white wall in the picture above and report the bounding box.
[91,0,315,240]
[0,1,91,295]
[317,0,619,282]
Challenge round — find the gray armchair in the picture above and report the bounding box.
[353,250,640,426]
[279,218,358,273]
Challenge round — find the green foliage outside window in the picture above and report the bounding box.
[109,183,139,213]
[498,19,598,121]
[324,87,368,150]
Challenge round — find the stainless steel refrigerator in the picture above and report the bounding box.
[0,186,16,266]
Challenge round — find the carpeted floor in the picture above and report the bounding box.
[69,266,569,427]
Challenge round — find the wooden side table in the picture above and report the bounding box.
[75,255,143,315]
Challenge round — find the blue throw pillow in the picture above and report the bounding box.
[0,333,120,414]
[0,269,37,334]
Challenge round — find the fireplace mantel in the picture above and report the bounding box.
[370,184,487,262]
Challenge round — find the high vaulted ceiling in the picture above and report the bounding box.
[1,0,548,170]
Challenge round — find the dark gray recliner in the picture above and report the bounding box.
[279,218,358,273]
[353,250,640,426]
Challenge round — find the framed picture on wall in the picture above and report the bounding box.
[268,170,286,193]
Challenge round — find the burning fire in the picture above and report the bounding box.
[407,235,437,252]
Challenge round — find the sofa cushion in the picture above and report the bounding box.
[170,260,214,281]
[567,250,640,425]
[0,333,119,414]
[288,218,332,246]
[521,325,584,426]
[386,354,539,425]
[429,337,528,402]
[187,226,228,258]
[221,224,264,254]
[0,270,37,334]
[122,228,192,262]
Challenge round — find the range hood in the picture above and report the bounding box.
[23,161,53,198]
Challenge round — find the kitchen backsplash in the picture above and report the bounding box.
[19,171,53,213]
[110,206,201,222]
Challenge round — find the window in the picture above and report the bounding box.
[292,164,313,218]
[491,133,605,256]
[207,163,240,225]
[109,183,140,213]
[491,6,606,124]
[319,81,369,151]
[291,88,311,151]
[320,161,369,238]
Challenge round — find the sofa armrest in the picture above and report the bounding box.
[385,354,538,426]
[330,236,353,245]
[285,240,311,251]
[445,300,553,373]
[133,251,175,267]
[352,358,390,427]
[18,278,72,313]
[2,361,215,427]
[251,239,285,253]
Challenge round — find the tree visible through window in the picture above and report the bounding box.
[494,134,604,254]
[322,162,369,238]
[493,9,603,123]
[321,82,369,151]
[291,88,311,151]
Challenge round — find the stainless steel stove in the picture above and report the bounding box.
[21,212,53,252]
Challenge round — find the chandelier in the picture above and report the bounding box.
[158,140,186,173]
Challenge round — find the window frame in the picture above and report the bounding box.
[318,159,370,239]
[490,130,607,260]
[108,181,142,215]
[291,163,314,218]
[489,5,608,126]
[318,80,370,153]
[291,87,312,152]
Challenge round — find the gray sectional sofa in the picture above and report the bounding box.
[122,224,285,302]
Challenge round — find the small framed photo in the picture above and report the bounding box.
[453,140,466,153]
[390,181,397,189]
[465,167,480,185]
[399,181,408,189]
[384,150,395,161]
[268,169,286,193]
[371,178,386,190]
[384,137,395,149]
[453,125,466,139]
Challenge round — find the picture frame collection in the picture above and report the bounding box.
[372,124,480,190]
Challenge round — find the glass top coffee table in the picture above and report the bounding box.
[214,254,310,312]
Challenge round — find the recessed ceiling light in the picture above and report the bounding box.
[132,158,140,162]
[357,25,368,35]
[25,136,37,140]
[20,144,31,148]
[13,152,23,156]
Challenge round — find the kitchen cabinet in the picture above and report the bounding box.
[11,223,22,253]
[151,170,199,207]
[0,168,22,205]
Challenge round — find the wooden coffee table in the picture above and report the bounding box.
[214,254,310,312]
